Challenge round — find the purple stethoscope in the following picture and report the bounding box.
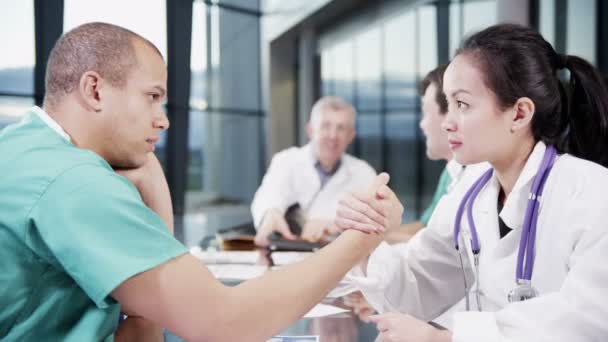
[453,145,557,311]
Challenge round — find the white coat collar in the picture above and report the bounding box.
[31,106,71,142]
[498,141,547,231]
[303,142,344,172]
[446,159,465,192]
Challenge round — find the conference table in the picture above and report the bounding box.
[164,247,380,341]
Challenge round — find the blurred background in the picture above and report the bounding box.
[0,0,601,246]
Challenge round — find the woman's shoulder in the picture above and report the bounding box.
[555,153,608,182]
[549,153,608,202]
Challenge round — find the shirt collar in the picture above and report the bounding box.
[315,159,341,176]
[499,141,547,230]
[446,159,465,192]
[31,106,71,142]
[305,142,343,174]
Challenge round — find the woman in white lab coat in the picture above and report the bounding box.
[336,23,608,342]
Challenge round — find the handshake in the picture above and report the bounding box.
[334,172,404,236]
[255,173,404,246]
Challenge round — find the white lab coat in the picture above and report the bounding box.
[349,142,608,341]
[251,143,376,227]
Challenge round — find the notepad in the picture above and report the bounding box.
[206,264,268,281]
[303,303,349,318]
[190,246,260,264]
[270,251,314,265]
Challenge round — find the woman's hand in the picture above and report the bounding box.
[369,313,452,342]
[335,173,404,234]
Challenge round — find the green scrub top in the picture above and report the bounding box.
[419,167,452,226]
[0,110,188,341]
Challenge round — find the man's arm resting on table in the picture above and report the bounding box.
[114,152,174,340]
[112,229,382,342]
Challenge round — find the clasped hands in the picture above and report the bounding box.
[334,172,403,236]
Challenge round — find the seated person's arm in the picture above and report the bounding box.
[251,153,298,245]
[112,233,385,341]
[114,153,173,341]
[112,174,399,342]
[254,208,296,246]
[115,153,174,233]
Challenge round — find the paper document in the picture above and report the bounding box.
[206,264,267,281]
[303,303,349,318]
[325,279,358,298]
[190,246,260,264]
[267,336,319,342]
[270,251,313,265]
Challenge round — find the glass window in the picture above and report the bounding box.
[191,0,208,111]
[218,0,260,12]
[0,97,35,129]
[321,49,334,96]
[385,111,418,222]
[332,41,355,104]
[417,4,444,216]
[186,110,263,202]
[384,11,416,110]
[0,0,34,96]
[355,27,382,111]
[566,0,596,65]
[187,3,263,206]
[449,1,463,57]
[356,113,383,172]
[539,0,556,48]
[450,0,498,57]
[462,0,497,37]
[418,5,438,76]
[64,0,167,59]
[206,6,261,111]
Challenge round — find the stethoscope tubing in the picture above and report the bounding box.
[453,145,558,291]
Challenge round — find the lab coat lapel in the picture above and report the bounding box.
[472,176,501,258]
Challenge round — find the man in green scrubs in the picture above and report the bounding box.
[0,22,401,341]
[384,64,462,244]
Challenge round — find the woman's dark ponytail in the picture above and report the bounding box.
[559,54,608,166]
[458,24,608,168]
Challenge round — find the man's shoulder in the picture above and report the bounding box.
[342,153,376,176]
[0,117,119,196]
[270,145,309,164]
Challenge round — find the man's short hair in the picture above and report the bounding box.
[309,96,357,127]
[44,22,161,107]
[418,64,449,114]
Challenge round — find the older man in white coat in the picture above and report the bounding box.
[251,96,376,246]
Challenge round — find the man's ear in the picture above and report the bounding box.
[346,127,356,145]
[306,122,313,140]
[78,71,104,112]
[510,97,535,133]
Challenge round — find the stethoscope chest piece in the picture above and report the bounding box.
[507,279,539,303]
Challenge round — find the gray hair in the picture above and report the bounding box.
[44,22,162,107]
[309,96,357,127]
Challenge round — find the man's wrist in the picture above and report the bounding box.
[432,329,452,342]
[259,209,278,229]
